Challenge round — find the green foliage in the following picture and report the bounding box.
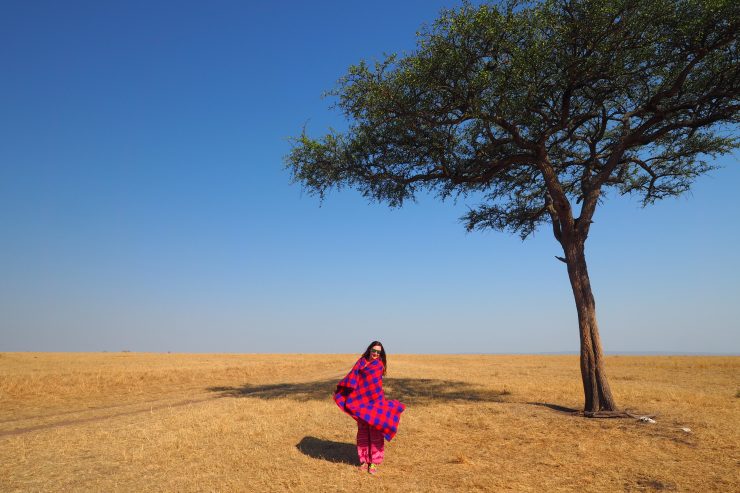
[286,0,739,240]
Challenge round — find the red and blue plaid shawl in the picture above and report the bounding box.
[334,356,406,441]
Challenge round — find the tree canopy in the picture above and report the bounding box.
[288,0,738,241]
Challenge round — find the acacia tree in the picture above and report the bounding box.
[285,0,739,414]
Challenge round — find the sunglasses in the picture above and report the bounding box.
[370,349,381,354]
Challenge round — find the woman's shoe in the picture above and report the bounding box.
[368,463,378,475]
[358,462,367,472]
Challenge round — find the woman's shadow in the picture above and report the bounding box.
[296,436,357,465]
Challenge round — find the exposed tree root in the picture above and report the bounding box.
[580,409,657,419]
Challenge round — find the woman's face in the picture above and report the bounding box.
[370,345,382,360]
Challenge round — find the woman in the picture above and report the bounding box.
[333,341,406,474]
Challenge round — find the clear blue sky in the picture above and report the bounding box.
[1,1,738,354]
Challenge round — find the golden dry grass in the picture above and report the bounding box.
[0,352,738,492]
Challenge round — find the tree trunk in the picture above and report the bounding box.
[563,239,618,413]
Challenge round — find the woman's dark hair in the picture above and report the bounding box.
[362,340,387,375]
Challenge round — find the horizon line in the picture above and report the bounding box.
[2,350,738,356]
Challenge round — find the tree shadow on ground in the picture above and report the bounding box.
[295,436,357,465]
[526,402,580,414]
[207,378,510,405]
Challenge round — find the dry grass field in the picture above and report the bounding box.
[0,352,738,492]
